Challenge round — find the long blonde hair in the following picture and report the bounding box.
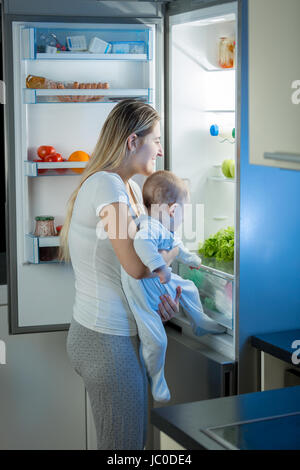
[59,99,160,261]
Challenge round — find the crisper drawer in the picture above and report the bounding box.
[178,263,233,330]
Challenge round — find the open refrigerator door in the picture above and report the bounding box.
[166,1,238,360]
[9,20,156,332]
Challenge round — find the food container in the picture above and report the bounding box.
[34,216,58,262]
[66,35,87,51]
[88,37,111,54]
[111,41,145,54]
[34,216,56,237]
[45,45,57,54]
[218,37,235,69]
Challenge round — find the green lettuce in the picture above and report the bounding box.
[198,226,234,262]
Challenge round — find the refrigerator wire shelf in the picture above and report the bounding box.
[209,176,235,183]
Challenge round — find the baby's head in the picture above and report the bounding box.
[142,170,189,232]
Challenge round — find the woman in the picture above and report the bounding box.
[59,100,181,450]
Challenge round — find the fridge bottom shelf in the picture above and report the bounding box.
[203,307,233,330]
[176,306,232,331]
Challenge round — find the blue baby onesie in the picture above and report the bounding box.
[121,215,225,403]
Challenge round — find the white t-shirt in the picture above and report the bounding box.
[68,171,144,336]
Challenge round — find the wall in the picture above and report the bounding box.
[238,0,300,393]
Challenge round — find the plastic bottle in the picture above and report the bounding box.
[210,124,235,141]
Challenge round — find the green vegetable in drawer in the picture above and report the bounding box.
[179,264,205,288]
[204,297,218,311]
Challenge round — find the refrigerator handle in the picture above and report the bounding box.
[264,152,300,164]
[0,80,6,105]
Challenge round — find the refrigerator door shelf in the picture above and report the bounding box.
[25,234,60,264]
[178,263,234,330]
[208,176,235,183]
[22,26,152,61]
[204,110,235,114]
[172,40,235,73]
[197,257,234,278]
[25,160,88,177]
[203,306,232,330]
[174,305,232,331]
[24,88,151,104]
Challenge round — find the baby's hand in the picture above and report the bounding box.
[154,265,172,284]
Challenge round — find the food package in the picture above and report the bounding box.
[26,75,109,102]
[88,37,112,54]
[66,35,87,51]
[111,42,131,54]
[26,75,54,89]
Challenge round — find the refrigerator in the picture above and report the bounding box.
[3,0,300,448]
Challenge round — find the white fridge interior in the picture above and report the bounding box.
[12,21,155,329]
[168,3,237,360]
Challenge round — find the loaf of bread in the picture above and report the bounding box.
[26,75,49,89]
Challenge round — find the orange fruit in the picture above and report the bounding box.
[68,150,90,174]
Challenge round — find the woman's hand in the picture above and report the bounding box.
[159,246,179,267]
[158,286,182,323]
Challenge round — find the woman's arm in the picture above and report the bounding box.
[99,202,151,280]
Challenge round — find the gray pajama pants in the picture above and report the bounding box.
[66,317,148,450]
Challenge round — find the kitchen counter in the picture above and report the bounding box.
[251,329,300,367]
[151,385,300,450]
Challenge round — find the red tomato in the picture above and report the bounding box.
[37,146,56,160]
[44,153,63,162]
[33,158,47,175]
[54,153,63,162]
[56,225,63,234]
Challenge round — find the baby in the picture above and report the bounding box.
[121,170,225,403]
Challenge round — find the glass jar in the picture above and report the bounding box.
[34,216,56,237]
[218,37,235,69]
[34,216,58,262]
